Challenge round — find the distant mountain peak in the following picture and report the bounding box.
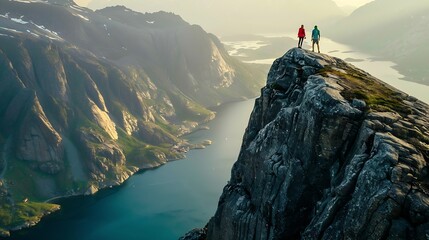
[45,0,77,6]
[96,5,188,28]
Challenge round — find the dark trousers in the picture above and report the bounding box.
[298,37,304,48]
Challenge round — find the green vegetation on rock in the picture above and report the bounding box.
[319,66,412,116]
[0,201,60,237]
[318,58,429,157]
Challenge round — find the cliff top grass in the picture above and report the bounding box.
[318,61,429,155]
[318,64,412,116]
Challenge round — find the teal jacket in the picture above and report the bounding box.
[312,28,320,40]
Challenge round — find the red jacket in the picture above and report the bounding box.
[298,27,306,38]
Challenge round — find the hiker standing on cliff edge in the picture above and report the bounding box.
[297,25,306,48]
[312,25,321,53]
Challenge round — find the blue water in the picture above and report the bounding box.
[9,99,256,240]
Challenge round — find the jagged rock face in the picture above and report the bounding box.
[0,0,263,194]
[203,49,429,240]
[16,93,64,174]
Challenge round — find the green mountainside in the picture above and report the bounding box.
[0,0,265,235]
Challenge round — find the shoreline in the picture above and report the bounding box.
[5,98,250,237]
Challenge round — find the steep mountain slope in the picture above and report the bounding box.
[328,0,429,85]
[182,48,429,239]
[0,0,264,235]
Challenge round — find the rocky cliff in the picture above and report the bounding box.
[0,0,264,236]
[183,48,429,239]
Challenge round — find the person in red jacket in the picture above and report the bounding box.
[297,25,306,48]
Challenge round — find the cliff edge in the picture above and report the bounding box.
[183,48,429,239]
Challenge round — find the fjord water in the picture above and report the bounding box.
[10,100,256,240]
[10,38,429,240]
[225,36,429,104]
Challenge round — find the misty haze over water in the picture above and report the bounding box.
[81,0,429,85]
[224,34,429,104]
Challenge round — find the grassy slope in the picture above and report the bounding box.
[319,65,412,116]
[318,61,429,155]
[0,202,60,237]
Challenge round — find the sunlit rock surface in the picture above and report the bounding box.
[183,48,429,240]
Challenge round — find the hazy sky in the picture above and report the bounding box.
[73,0,375,35]
[333,0,373,7]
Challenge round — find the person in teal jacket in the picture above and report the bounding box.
[312,25,321,53]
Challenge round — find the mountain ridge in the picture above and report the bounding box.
[87,0,346,35]
[0,0,264,236]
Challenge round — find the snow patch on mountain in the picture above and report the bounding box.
[26,29,40,38]
[69,4,87,12]
[0,33,14,38]
[0,13,10,18]
[0,26,23,34]
[11,16,28,24]
[73,13,89,21]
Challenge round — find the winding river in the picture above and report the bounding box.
[9,38,429,240]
